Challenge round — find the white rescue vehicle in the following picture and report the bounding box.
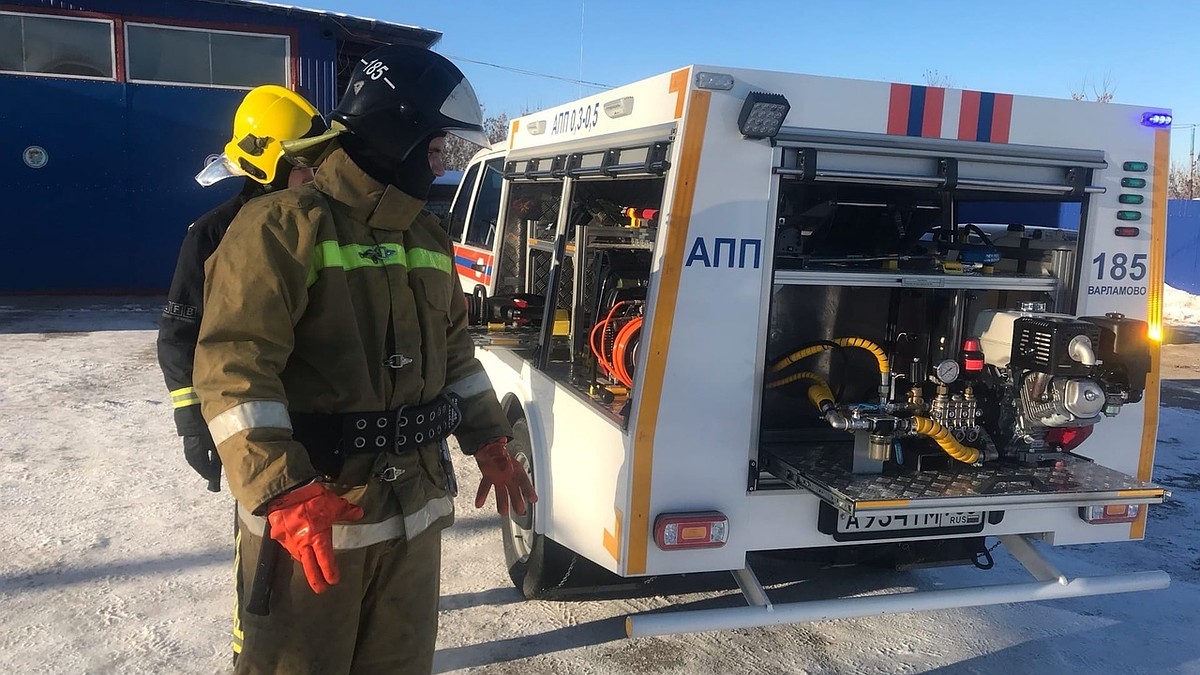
[444,65,1172,637]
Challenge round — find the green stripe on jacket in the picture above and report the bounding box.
[307,241,452,286]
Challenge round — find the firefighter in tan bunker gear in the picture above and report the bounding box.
[193,45,536,675]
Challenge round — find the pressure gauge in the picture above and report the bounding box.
[934,359,960,384]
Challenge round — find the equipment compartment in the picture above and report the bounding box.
[756,152,1164,513]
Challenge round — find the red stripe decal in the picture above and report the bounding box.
[990,93,1014,144]
[921,87,945,138]
[887,83,911,136]
[452,245,494,266]
[958,90,982,140]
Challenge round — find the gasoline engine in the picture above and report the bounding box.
[768,308,1152,472]
[973,309,1152,464]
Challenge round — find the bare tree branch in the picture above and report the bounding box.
[922,69,954,88]
[442,108,511,171]
[1071,74,1115,103]
[1169,162,1198,200]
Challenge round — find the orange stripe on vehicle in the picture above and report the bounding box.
[958,90,981,140]
[627,88,711,575]
[921,86,945,138]
[886,83,911,136]
[1116,489,1164,499]
[603,507,623,561]
[1129,508,1149,540]
[509,120,519,150]
[990,93,1014,144]
[857,499,911,510]
[669,67,690,120]
[1132,128,1169,540]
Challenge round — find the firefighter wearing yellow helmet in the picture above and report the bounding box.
[158,85,327,495]
[194,84,325,187]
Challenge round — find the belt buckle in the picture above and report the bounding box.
[442,394,463,432]
[376,466,405,482]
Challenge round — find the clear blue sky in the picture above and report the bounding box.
[306,0,1200,164]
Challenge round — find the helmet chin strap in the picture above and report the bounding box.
[341,133,441,200]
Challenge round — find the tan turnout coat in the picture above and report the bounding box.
[194,146,511,541]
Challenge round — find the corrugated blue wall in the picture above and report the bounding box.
[1,0,342,292]
[1167,200,1200,295]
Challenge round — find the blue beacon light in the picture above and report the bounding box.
[1141,113,1173,128]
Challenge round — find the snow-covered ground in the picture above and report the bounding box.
[1166,283,1200,327]
[0,297,1197,675]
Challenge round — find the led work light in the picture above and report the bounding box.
[738,92,790,139]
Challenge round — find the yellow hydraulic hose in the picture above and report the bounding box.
[770,337,891,375]
[766,371,835,411]
[910,416,981,465]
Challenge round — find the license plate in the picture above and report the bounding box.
[837,510,984,534]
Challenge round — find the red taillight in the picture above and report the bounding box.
[653,511,729,550]
[1045,425,1095,451]
[1079,503,1140,524]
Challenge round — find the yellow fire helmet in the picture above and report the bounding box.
[195,85,324,187]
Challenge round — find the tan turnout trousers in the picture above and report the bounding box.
[232,519,441,675]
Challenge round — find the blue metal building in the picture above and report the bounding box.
[1,0,440,293]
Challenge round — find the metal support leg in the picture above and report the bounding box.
[731,565,772,609]
[999,534,1067,584]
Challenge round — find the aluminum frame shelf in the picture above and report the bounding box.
[760,441,1166,516]
[774,269,1059,292]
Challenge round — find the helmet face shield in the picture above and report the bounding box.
[447,126,491,148]
[442,79,490,147]
[280,121,346,165]
[195,153,245,187]
[441,79,486,129]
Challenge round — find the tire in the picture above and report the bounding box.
[501,418,578,599]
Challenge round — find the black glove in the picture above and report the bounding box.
[183,434,221,492]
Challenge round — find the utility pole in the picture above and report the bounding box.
[1177,124,1200,200]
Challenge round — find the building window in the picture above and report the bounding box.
[126,23,288,89]
[0,12,115,80]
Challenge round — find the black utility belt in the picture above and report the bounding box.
[345,394,462,452]
[292,394,462,471]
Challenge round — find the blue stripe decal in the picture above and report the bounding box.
[906,85,926,137]
[453,255,492,276]
[976,92,995,142]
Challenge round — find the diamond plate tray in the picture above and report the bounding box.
[760,441,1166,516]
[467,326,541,351]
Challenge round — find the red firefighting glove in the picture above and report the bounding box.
[266,482,364,594]
[474,439,538,517]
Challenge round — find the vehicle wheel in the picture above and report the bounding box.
[501,418,578,599]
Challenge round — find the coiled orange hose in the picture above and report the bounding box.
[611,317,642,387]
[590,301,642,387]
